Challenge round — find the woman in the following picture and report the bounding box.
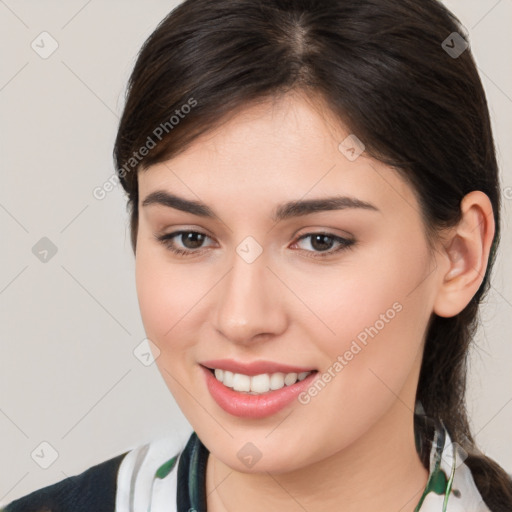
[3,0,511,511]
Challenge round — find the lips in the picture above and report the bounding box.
[200,364,319,418]
[200,358,317,376]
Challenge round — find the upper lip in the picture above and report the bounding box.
[200,359,317,376]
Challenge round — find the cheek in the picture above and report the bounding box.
[293,243,423,341]
[135,252,202,404]
[135,248,197,346]
[295,237,431,395]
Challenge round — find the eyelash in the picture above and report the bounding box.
[154,230,356,259]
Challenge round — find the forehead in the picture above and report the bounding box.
[137,92,420,222]
[186,91,347,159]
[141,91,347,178]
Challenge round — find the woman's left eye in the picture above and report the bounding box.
[155,230,356,259]
[292,232,356,258]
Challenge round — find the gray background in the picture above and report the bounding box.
[1,0,511,504]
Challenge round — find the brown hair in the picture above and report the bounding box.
[113,0,512,508]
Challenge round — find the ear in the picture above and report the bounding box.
[433,191,496,318]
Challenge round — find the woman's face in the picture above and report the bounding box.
[135,91,445,473]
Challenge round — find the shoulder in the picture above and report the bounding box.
[1,433,189,512]
[0,451,127,512]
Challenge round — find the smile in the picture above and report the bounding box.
[210,368,313,394]
[199,363,319,419]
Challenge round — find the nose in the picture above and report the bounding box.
[212,248,288,345]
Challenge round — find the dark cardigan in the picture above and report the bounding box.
[1,431,209,512]
[2,452,127,512]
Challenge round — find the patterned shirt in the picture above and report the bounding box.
[1,420,491,511]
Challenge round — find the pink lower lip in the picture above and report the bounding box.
[200,364,318,419]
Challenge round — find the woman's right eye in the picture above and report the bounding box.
[155,230,214,257]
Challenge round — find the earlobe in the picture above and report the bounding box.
[433,191,495,318]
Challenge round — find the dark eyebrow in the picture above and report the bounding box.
[141,190,379,222]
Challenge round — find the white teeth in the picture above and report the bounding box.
[232,373,251,392]
[269,372,286,390]
[251,373,270,393]
[284,372,298,386]
[223,370,234,387]
[211,368,313,394]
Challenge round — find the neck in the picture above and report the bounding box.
[206,400,429,512]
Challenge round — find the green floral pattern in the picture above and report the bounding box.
[412,420,490,511]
